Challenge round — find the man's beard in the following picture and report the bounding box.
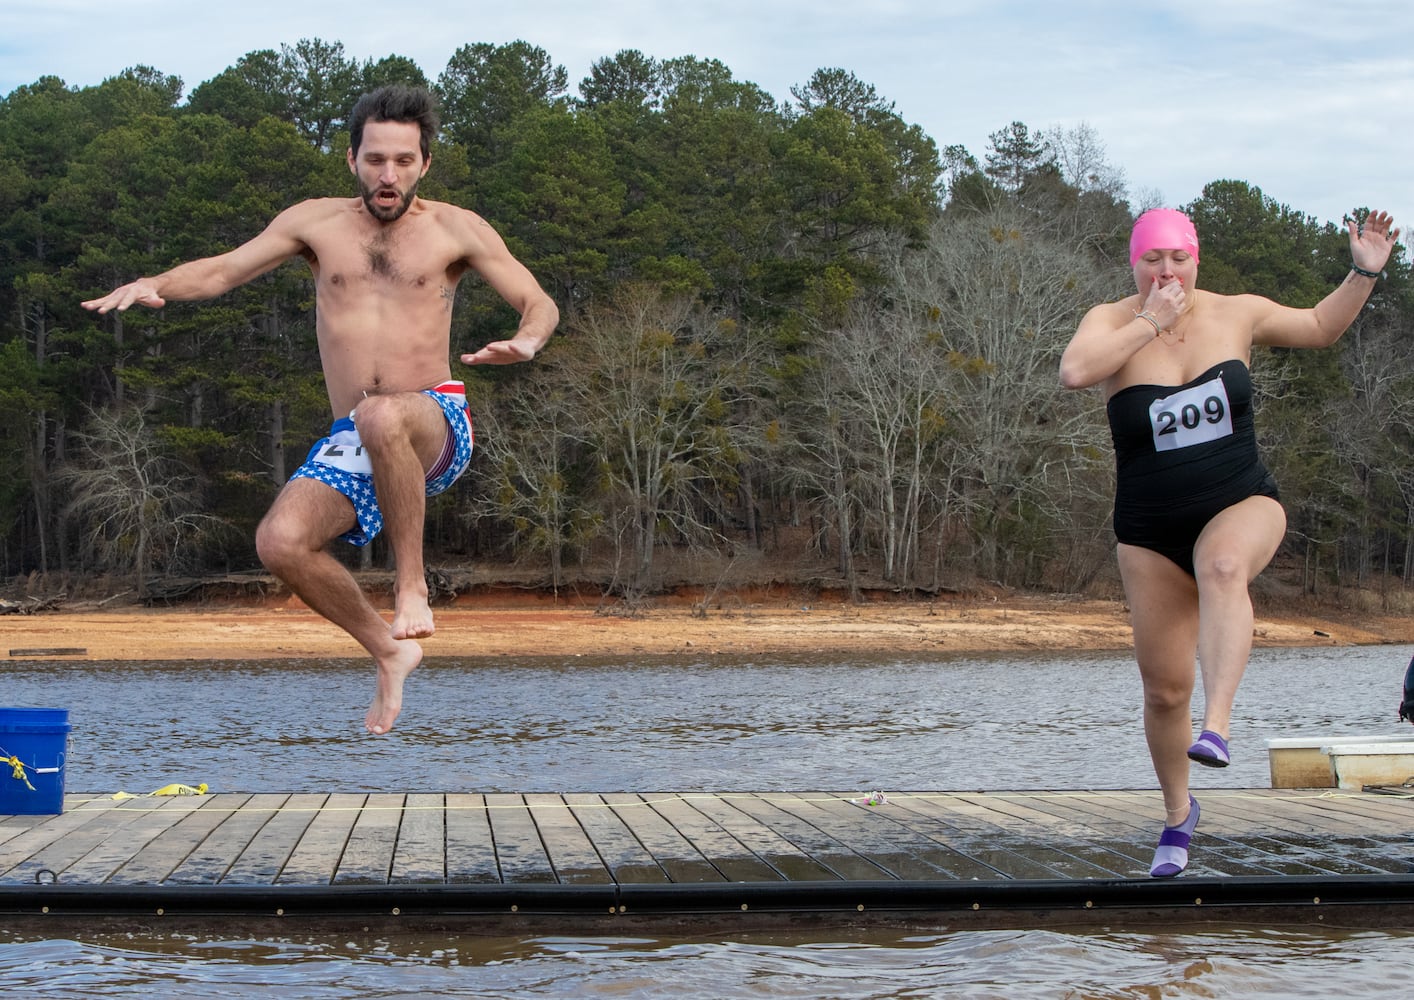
[360,179,418,222]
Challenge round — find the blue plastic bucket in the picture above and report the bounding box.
[0,707,71,815]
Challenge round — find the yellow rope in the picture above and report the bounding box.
[5,755,36,791]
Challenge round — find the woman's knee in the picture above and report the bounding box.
[1193,548,1247,591]
[1138,669,1194,714]
[1143,686,1191,715]
[1194,499,1284,587]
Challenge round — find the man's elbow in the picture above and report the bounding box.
[536,295,561,337]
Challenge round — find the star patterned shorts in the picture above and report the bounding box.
[288,382,475,547]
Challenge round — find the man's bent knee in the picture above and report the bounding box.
[255,499,347,572]
[352,393,417,440]
[352,392,445,460]
[255,514,305,576]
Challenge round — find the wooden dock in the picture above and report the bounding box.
[2,787,1412,931]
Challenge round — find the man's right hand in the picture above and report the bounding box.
[82,279,165,314]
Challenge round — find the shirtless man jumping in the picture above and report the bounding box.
[82,85,559,734]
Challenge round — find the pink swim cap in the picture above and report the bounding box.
[1129,208,1200,266]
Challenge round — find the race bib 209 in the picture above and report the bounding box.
[1148,372,1233,452]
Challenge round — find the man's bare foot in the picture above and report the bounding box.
[365,638,423,734]
[390,592,435,640]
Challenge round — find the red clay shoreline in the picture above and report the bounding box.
[4,593,1412,661]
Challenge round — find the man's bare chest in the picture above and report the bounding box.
[305,210,463,289]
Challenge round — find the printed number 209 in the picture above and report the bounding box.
[1155,395,1226,437]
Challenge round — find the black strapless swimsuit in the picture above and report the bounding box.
[1106,360,1279,576]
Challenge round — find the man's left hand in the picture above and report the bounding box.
[462,339,536,365]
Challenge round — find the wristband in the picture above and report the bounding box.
[1351,264,1382,279]
[1132,309,1162,336]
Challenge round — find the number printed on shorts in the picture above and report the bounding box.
[1148,372,1233,452]
[313,426,374,475]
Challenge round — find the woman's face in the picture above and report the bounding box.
[1133,248,1197,292]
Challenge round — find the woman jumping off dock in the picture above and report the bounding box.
[1059,206,1400,877]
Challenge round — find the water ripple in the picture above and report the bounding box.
[3,926,1412,998]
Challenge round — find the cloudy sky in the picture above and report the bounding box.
[6,0,1410,231]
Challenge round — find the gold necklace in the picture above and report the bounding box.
[1159,296,1196,345]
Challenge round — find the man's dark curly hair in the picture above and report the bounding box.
[349,85,439,159]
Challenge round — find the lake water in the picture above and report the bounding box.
[3,644,1413,996]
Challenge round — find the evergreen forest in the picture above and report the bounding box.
[3,39,1411,604]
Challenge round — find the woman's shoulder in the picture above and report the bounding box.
[1087,294,1143,321]
[1195,288,1275,314]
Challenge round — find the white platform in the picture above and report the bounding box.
[1267,734,1414,789]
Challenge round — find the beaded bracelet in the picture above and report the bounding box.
[1351,264,1382,279]
[1132,309,1162,336]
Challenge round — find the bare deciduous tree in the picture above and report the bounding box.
[895,208,1123,586]
[789,299,951,590]
[1327,316,1414,592]
[58,406,222,596]
[1040,121,1127,200]
[470,371,601,595]
[555,284,766,599]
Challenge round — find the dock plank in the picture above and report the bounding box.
[563,793,669,884]
[1195,798,1360,877]
[0,811,61,849]
[985,791,1248,879]
[883,793,1082,879]
[602,794,725,883]
[223,793,327,885]
[966,793,1151,879]
[981,790,1309,879]
[723,794,893,881]
[276,793,366,885]
[332,793,403,885]
[485,793,555,884]
[1293,789,1406,820]
[391,793,446,884]
[0,797,136,883]
[2,786,1412,924]
[444,793,498,883]
[107,794,252,885]
[165,794,288,886]
[56,797,212,884]
[769,792,962,880]
[686,794,840,882]
[523,793,611,885]
[1248,787,1414,829]
[1159,790,1396,877]
[642,794,780,883]
[1013,791,1281,878]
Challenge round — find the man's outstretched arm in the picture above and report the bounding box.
[82,205,314,313]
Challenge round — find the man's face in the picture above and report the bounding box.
[348,119,431,223]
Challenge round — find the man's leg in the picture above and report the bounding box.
[255,478,422,734]
[350,392,450,640]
